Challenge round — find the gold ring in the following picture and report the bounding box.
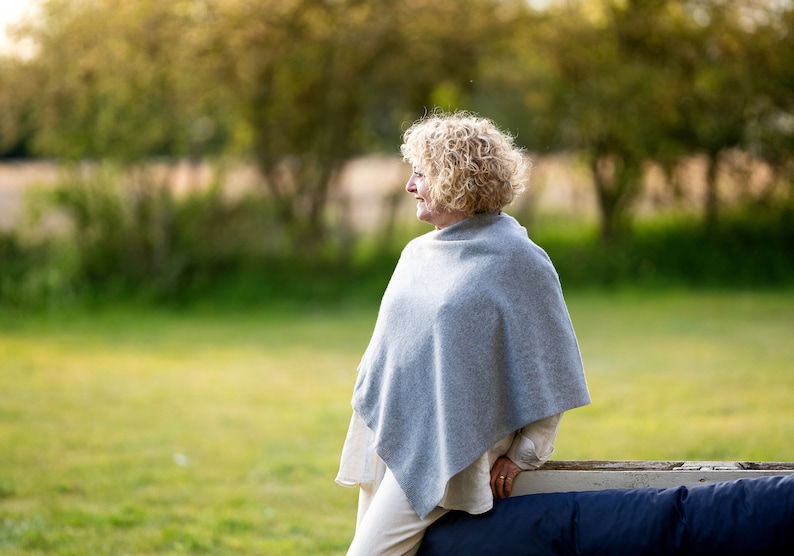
[505,477,513,482]
[498,475,506,481]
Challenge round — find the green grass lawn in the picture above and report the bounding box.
[1,289,793,555]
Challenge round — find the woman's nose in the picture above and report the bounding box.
[406,175,416,193]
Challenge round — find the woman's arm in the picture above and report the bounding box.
[490,413,563,499]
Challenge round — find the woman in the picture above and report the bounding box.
[336,111,591,555]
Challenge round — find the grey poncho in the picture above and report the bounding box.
[352,212,591,519]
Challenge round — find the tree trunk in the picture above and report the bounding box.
[590,156,622,244]
[704,153,720,228]
[589,153,645,244]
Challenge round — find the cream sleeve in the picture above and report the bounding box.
[505,412,563,471]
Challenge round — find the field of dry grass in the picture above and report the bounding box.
[3,153,761,234]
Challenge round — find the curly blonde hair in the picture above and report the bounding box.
[400,111,530,216]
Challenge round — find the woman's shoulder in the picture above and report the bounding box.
[496,214,551,257]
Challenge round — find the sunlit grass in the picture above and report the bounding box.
[1,290,793,554]
[0,308,371,555]
[559,289,794,461]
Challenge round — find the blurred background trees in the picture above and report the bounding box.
[1,0,793,304]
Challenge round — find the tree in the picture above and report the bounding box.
[11,0,228,161]
[213,0,500,246]
[3,0,235,287]
[522,1,683,241]
[0,56,34,158]
[739,2,794,208]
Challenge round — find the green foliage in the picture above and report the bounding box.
[1,0,794,302]
[6,0,789,242]
[473,0,794,239]
[0,230,68,310]
[7,0,230,162]
[213,0,499,240]
[3,185,793,310]
[534,208,794,289]
[0,164,402,309]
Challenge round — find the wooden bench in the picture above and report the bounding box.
[512,460,794,495]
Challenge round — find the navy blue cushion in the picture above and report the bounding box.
[418,474,794,556]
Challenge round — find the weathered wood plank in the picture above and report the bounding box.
[512,460,794,496]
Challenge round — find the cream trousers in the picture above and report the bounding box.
[347,467,449,556]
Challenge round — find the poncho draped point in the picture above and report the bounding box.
[352,212,591,519]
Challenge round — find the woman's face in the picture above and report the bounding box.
[405,167,466,230]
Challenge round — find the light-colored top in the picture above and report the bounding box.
[349,213,590,518]
[336,411,562,515]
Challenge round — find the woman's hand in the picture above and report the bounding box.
[490,456,523,499]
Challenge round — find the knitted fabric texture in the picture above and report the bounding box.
[352,212,591,519]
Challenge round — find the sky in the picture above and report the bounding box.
[0,0,37,53]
